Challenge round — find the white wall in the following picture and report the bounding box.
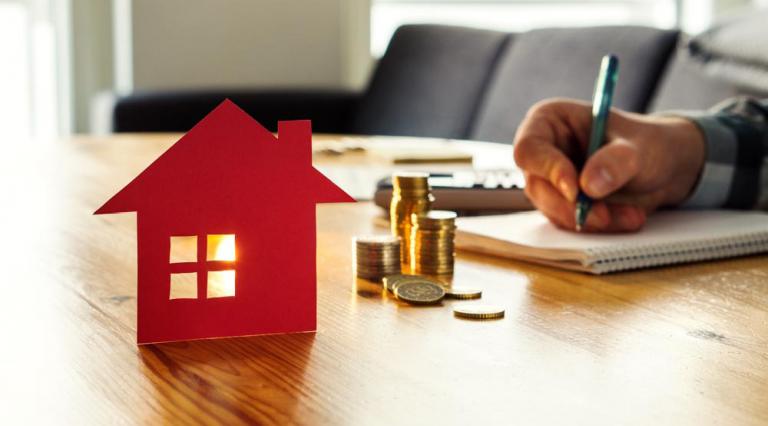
[125,0,371,92]
[71,0,114,133]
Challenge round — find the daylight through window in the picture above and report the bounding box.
[169,234,236,299]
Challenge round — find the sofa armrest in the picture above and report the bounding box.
[112,89,362,133]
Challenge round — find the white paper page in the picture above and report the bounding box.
[457,210,768,251]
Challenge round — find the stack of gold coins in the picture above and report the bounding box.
[354,235,402,281]
[390,172,433,267]
[410,210,457,275]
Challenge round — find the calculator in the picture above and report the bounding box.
[373,170,533,213]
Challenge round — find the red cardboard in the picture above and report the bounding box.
[95,100,354,344]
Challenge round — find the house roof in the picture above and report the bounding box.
[95,100,353,215]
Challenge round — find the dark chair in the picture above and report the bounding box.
[350,25,509,139]
[469,26,679,143]
[648,10,768,112]
[112,25,510,139]
[112,90,360,134]
[112,24,689,143]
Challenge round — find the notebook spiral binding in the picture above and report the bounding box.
[586,232,768,273]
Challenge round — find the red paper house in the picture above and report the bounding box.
[95,100,353,344]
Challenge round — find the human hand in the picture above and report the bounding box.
[513,98,706,232]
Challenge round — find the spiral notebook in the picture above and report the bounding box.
[455,210,768,274]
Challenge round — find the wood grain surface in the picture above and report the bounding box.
[1,134,766,425]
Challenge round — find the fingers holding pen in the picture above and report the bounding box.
[525,174,648,232]
[579,138,640,199]
[514,138,580,202]
[605,204,647,232]
[514,98,649,233]
[513,99,595,203]
[524,175,611,230]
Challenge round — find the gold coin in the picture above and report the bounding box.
[412,210,457,226]
[356,262,401,280]
[414,253,454,260]
[355,248,401,255]
[355,235,400,246]
[413,259,453,264]
[424,210,457,220]
[356,257,401,265]
[417,270,454,276]
[356,267,401,275]
[453,304,504,319]
[383,274,420,292]
[444,287,482,300]
[415,267,454,272]
[393,172,430,189]
[414,242,454,248]
[415,262,454,268]
[394,279,445,305]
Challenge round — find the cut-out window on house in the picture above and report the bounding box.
[207,234,235,261]
[168,234,236,300]
[208,270,236,298]
[170,235,197,263]
[170,272,198,299]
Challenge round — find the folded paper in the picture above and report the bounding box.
[96,100,354,344]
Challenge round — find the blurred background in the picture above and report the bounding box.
[2,0,767,139]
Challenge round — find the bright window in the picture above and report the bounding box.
[169,234,236,299]
[370,0,681,57]
[207,234,236,261]
[207,270,236,298]
[0,0,68,139]
[169,235,197,263]
[170,272,198,299]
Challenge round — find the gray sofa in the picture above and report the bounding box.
[112,12,768,143]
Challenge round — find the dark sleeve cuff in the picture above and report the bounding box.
[667,97,768,210]
[679,112,739,208]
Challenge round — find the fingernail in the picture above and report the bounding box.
[587,167,614,196]
[558,178,577,202]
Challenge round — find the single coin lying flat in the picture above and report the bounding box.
[383,274,415,293]
[394,278,445,305]
[453,304,504,320]
[444,287,482,300]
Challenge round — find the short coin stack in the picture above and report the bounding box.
[410,210,457,275]
[355,235,401,281]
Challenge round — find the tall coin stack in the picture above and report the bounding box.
[354,235,402,281]
[410,210,457,275]
[390,172,434,267]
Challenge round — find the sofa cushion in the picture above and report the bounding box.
[647,47,763,112]
[352,25,509,139]
[688,10,768,92]
[649,11,768,113]
[470,26,679,144]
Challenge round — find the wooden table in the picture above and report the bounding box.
[1,134,767,425]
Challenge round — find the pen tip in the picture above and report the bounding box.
[574,202,587,232]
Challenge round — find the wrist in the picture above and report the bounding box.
[663,117,706,205]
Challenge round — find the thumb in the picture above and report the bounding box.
[580,138,640,199]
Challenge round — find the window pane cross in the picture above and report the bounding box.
[169,234,236,299]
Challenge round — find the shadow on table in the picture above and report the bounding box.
[137,331,317,423]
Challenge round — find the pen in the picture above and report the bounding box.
[575,54,619,231]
